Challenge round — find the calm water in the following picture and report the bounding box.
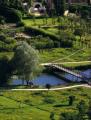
[11,69,91,86]
[11,74,66,86]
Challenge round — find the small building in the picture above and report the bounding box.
[29,2,46,16]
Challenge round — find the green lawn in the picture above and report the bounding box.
[0,87,91,120]
[40,48,91,63]
[23,17,61,27]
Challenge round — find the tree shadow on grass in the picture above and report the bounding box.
[53,104,69,107]
[0,107,18,110]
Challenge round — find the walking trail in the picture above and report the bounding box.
[11,84,91,91]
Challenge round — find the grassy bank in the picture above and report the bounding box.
[39,48,91,63]
[0,87,91,120]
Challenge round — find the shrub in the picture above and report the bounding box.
[0,34,16,52]
[0,16,5,24]
[69,4,91,18]
[81,10,89,18]
[35,38,54,49]
[16,21,24,27]
[25,27,73,48]
[0,6,22,23]
[44,97,55,104]
[24,26,59,41]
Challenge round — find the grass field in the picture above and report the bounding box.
[40,48,91,63]
[0,87,91,120]
[23,17,62,27]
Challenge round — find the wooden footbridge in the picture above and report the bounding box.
[44,64,82,78]
[49,64,82,78]
[41,62,91,82]
[41,47,91,82]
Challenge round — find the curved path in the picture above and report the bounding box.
[41,61,91,66]
[11,84,91,91]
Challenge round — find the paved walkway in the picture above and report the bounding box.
[11,84,91,91]
[41,61,91,66]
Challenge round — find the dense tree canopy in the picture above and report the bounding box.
[12,41,39,85]
[53,0,66,16]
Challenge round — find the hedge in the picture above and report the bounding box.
[24,26,73,48]
[24,26,60,41]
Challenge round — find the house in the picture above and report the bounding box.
[22,0,91,15]
[29,2,46,16]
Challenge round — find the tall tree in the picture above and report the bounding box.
[12,41,39,85]
[77,100,88,120]
[88,100,91,120]
[87,0,91,5]
[53,0,66,16]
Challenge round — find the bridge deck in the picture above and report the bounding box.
[48,64,82,78]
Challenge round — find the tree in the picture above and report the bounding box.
[53,0,66,16]
[74,28,84,41]
[88,99,91,120]
[60,112,78,120]
[0,16,5,24]
[0,56,12,86]
[45,84,51,90]
[87,0,91,5]
[68,95,75,106]
[77,100,88,120]
[50,112,55,120]
[12,41,39,85]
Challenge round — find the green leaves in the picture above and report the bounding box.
[12,41,40,84]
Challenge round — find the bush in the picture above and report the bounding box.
[0,6,22,23]
[16,21,24,27]
[81,10,89,18]
[69,5,91,18]
[25,27,73,48]
[0,34,16,52]
[44,98,55,104]
[0,16,5,24]
[34,37,54,49]
[25,26,59,41]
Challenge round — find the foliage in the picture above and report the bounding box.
[50,112,55,120]
[0,6,22,23]
[25,27,73,48]
[0,56,14,85]
[0,16,5,24]
[77,100,88,120]
[45,84,51,90]
[74,28,84,39]
[68,95,75,106]
[88,100,91,120]
[60,112,78,120]
[12,41,39,85]
[53,0,66,16]
[0,0,24,11]
[44,97,55,104]
[0,34,16,52]
[69,4,91,18]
